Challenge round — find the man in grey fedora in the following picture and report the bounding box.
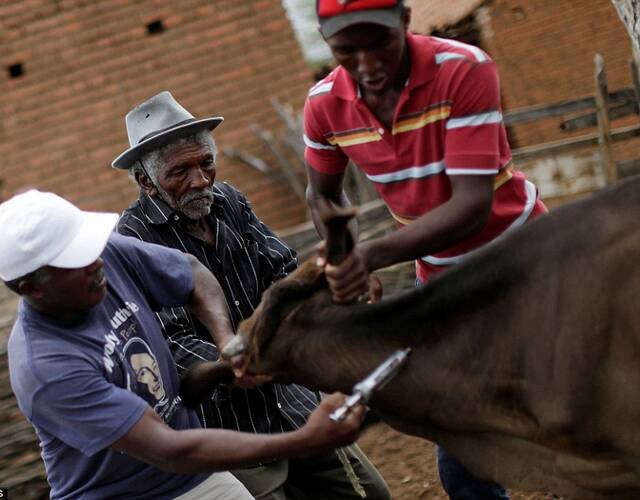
[112,91,390,499]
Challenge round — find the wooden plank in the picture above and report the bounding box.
[512,123,640,161]
[617,158,640,178]
[503,88,635,125]
[560,100,637,131]
[594,54,617,184]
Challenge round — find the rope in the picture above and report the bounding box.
[336,447,367,498]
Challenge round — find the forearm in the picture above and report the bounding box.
[114,396,361,473]
[187,255,235,346]
[365,196,491,271]
[157,427,312,474]
[307,187,357,239]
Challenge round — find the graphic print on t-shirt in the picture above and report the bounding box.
[102,300,179,421]
[123,337,168,409]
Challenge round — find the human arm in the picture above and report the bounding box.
[317,173,494,303]
[305,167,358,241]
[187,253,269,383]
[186,254,234,352]
[306,167,384,303]
[112,392,363,473]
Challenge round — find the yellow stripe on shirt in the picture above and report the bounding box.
[327,129,383,148]
[393,105,452,134]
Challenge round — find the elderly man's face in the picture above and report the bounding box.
[155,141,216,220]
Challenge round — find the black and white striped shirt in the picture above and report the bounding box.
[117,183,318,433]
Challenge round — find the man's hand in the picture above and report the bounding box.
[317,241,380,304]
[298,392,364,456]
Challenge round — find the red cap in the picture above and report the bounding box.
[317,0,404,38]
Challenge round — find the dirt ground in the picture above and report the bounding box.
[357,422,563,500]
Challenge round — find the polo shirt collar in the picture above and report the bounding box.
[330,32,436,101]
[404,32,436,89]
[331,66,359,101]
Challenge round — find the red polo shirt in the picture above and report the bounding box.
[304,33,546,282]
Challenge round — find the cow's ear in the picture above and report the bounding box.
[317,198,357,265]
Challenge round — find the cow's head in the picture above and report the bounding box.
[225,200,357,377]
[235,259,329,376]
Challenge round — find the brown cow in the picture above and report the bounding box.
[183,175,640,500]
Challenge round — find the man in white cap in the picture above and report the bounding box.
[2,190,365,500]
[302,1,550,498]
[111,91,390,499]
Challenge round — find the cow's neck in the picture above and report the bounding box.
[284,270,517,403]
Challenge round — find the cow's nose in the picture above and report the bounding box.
[222,336,247,359]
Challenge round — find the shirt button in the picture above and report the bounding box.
[173,214,179,221]
[234,300,240,306]
[277,403,282,409]
[377,128,385,135]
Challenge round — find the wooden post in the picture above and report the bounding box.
[630,57,640,114]
[595,54,618,184]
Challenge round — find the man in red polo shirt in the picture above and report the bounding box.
[304,0,547,498]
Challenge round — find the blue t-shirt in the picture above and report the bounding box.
[8,233,207,499]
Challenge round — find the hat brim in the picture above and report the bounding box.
[111,117,224,170]
[319,4,403,38]
[49,211,119,269]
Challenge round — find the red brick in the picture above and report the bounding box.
[1,0,312,230]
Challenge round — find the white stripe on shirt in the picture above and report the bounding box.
[366,160,446,184]
[303,133,337,151]
[308,81,334,96]
[435,52,468,64]
[446,168,499,175]
[446,111,503,130]
[433,36,488,62]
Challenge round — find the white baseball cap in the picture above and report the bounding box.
[0,190,118,281]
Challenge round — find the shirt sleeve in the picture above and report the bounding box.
[109,233,194,311]
[444,60,503,175]
[30,360,148,456]
[303,96,350,175]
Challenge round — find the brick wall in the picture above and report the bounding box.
[409,0,640,200]
[0,0,314,229]
[477,0,639,150]
[479,0,640,198]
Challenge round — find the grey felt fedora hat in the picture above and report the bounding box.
[112,91,224,169]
